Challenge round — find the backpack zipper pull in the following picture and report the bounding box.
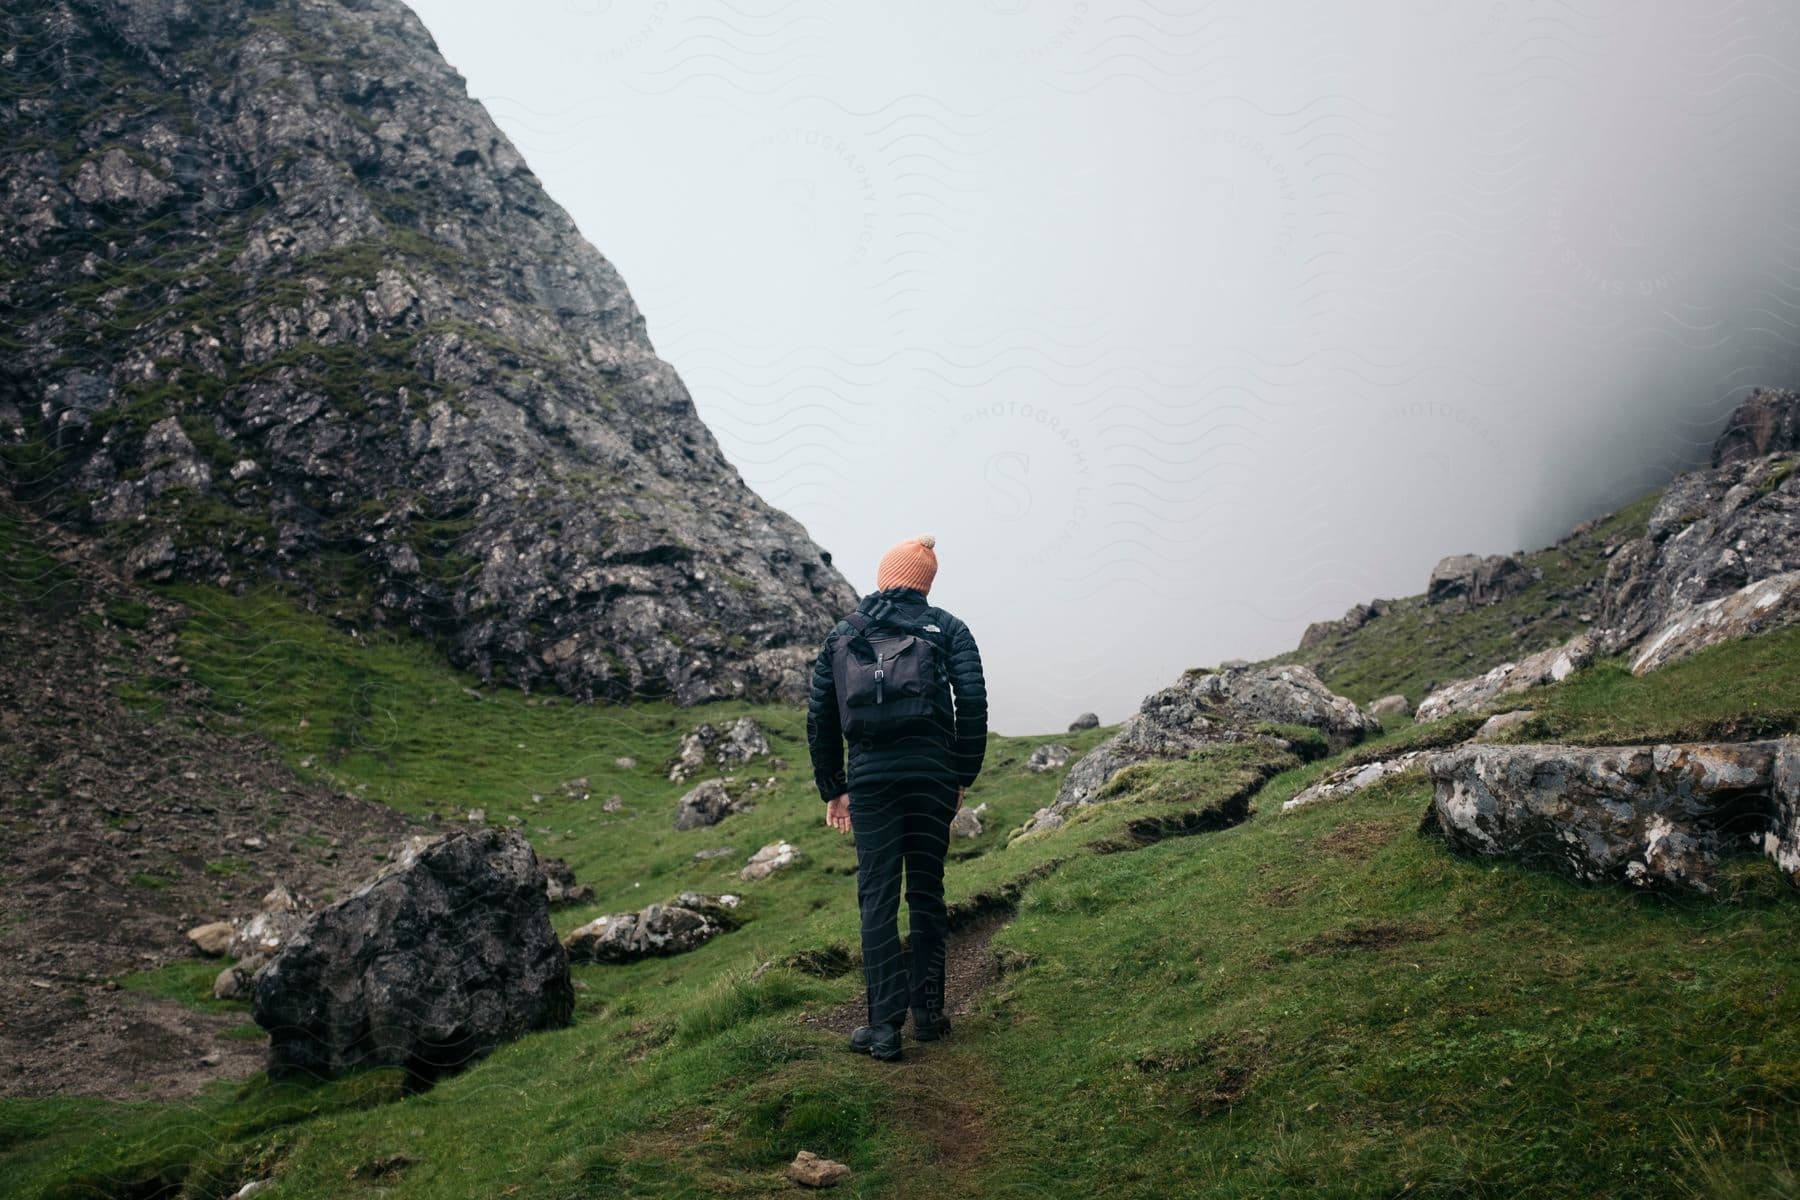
[874,654,885,705]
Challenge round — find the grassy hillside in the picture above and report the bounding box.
[1269,491,1661,705]
[4,579,1800,1197]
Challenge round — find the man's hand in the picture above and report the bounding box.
[825,793,851,832]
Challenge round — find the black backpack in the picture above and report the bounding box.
[831,609,953,742]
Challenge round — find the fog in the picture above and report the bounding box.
[407,0,1800,734]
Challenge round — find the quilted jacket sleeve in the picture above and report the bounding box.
[806,627,848,802]
[946,616,988,788]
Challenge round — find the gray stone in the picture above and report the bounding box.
[1018,664,1376,836]
[1414,633,1594,723]
[673,778,750,831]
[669,716,771,782]
[251,828,573,1082]
[563,892,740,964]
[950,802,986,839]
[187,921,235,957]
[541,858,594,906]
[1629,570,1800,675]
[1025,743,1074,773]
[787,1150,852,1188]
[1368,694,1412,717]
[1763,741,1800,886]
[1067,712,1100,732]
[1425,741,1792,893]
[1472,710,1537,743]
[740,841,800,882]
[1597,449,1799,655]
[1281,752,1430,813]
[1427,553,1532,606]
[1713,387,1800,467]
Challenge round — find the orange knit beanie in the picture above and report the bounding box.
[875,533,938,594]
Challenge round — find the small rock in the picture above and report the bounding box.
[1367,694,1412,717]
[466,808,486,823]
[603,795,623,812]
[242,835,266,851]
[950,806,982,839]
[1472,710,1537,743]
[740,841,800,882]
[230,1181,274,1199]
[614,756,637,769]
[1024,743,1073,773]
[674,778,751,830]
[1067,712,1100,732]
[692,846,736,861]
[787,1150,851,1188]
[187,921,236,957]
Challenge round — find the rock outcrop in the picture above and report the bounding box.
[1424,740,1794,893]
[0,0,856,705]
[1413,634,1594,722]
[563,892,741,964]
[1025,744,1074,773]
[251,829,572,1081]
[1018,664,1375,836]
[1712,387,1800,467]
[1627,569,1800,676]
[1596,442,1798,656]
[1426,553,1534,607]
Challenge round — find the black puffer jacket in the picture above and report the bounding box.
[806,586,988,802]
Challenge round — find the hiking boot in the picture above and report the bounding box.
[911,1010,952,1042]
[849,1023,903,1061]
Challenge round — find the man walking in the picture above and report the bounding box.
[807,533,988,1062]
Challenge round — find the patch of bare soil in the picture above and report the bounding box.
[804,908,1015,1041]
[1297,919,1442,956]
[1309,820,1399,860]
[0,510,417,1099]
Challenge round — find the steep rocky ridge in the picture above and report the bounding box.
[0,0,855,705]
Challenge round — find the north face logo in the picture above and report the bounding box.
[923,624,941,633]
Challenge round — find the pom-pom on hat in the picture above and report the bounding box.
[875,533,939,594]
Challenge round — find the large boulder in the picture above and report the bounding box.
[1425,741,1793,893]
[251,829,573,1082]
[1426,553,1532,606]
[563,892,741,964]
[1597,449,1799,655]
[1764,741,1800,886]
[1413,633,1594,723]
[1017,664,1376,836]
[1628,569,1800,675]
[1712,387,1800,467]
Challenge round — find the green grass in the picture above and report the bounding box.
[1273,491,1660,705]
[120,959,242,1013]
[5,578,1800,1197]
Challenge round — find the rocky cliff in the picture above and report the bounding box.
[0,0,856,704]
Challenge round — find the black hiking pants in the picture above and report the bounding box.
[848,775,959,1030]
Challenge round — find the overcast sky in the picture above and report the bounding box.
[407,0,1800,734]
